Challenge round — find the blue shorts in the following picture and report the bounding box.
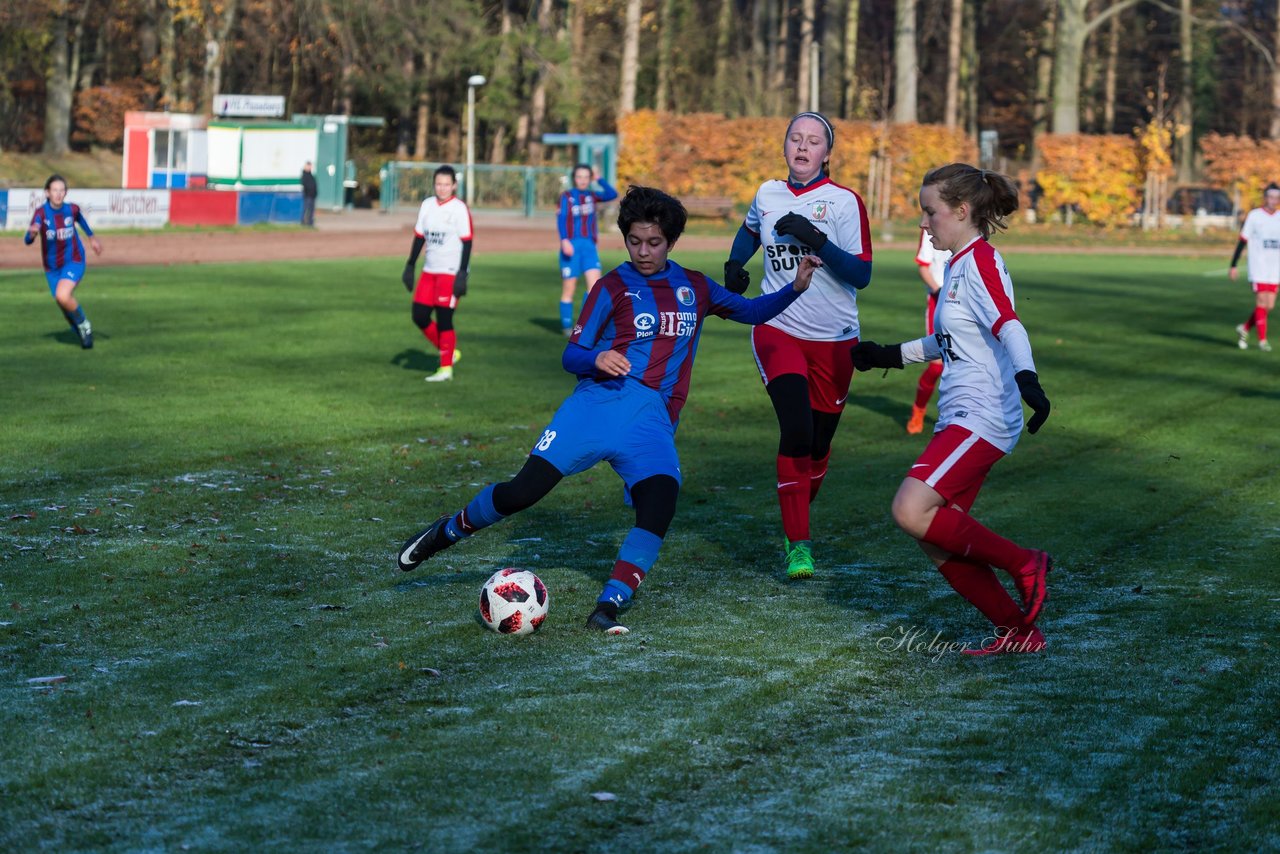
[559,239,601,280]
[532,381,681,495]
[46,263,86,295]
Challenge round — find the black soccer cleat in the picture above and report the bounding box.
[396,514,454,572]
[585,603,629,635]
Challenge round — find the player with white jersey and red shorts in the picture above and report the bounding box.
[852,164,1053,655]
[907,230,951,434]
[402,165,474,382]
[723,111,873,580]
[1228,182,1280,352]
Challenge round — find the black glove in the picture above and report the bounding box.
[452,270,468,298]
[850,340,903,372]
[1015,370,1050,434]
[402,263,415,292]
[774,212,828,252]
[723,260,750,294]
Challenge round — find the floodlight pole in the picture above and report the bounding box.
[466,75,487,206]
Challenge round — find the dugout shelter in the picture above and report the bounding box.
[121,111,209,190]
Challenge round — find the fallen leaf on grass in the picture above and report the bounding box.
[8,513,35,521]
[420,668,442,678]
[591,792,617,802]
[172,699,202,707]
[27,675,68,685]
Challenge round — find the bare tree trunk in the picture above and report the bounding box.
[416,87,430,159]
[1177,0,1193,180]
[943,0,962,128]
[1104,7,1118,132]
[656,0,676,111]
[528,0,555,163]
[1271,0,1280,137]
[157,0,177,108]
[397,52,414,159]
[1082,17,1098,129]
[769,0,790,115]
[842,0,860,118]
[202,0,240,114]
[43,11,72,154]
[962,0,977,137]
[1053,0,1141,134]
[893,0,917,123]
[619,0,641,118]
[1031,0,1056,164]
[713,0,735,112]
[797,0,815,112]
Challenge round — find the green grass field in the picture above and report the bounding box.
[2,246,1277,851]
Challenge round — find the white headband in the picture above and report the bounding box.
[788,112,834,148]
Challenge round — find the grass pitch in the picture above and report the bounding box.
[2,247,1277,851]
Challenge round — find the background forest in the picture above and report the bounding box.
[3,0,1280,183]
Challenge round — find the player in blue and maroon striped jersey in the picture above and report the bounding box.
[398,186,823,635]
[556,164,618,335]
[23,175,102,349]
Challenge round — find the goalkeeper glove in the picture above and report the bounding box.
[850,340,903,372]
[723,260,750,294]
[452,270,468,298]
[1015,370,1050,434]
[402,263,415,292]
[774,212,828,252]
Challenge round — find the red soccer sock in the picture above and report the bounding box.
[422,321,440,348]
[914,361,943,410]
[439,330,457,367]
[937,557,1026,631]
[776,454,812,542]
[808,451,830,503]
[1256,306,1269,341]
[924,506,1032,575]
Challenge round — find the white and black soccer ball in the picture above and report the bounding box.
[479,568,548,635]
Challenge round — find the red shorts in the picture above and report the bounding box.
[751,324,855,414]
[906,425,1005,512]
[414,272,458,309]
[1253,282,1279,295]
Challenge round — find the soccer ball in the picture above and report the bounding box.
[479,568,548,635]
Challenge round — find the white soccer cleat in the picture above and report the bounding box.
[1236,324,1249,350]
[1261,339,1273,352]
[425,367,453,382]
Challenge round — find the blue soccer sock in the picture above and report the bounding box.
[597,528,664,607]
[63,307,85,327]
[559,300,573,331]
[444,484,503,542]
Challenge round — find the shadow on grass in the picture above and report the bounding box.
[390,348,440,372]
[1157,329,1248,348]
[528,317,567,337]
[847,392,912,424]
[41,328,97,346]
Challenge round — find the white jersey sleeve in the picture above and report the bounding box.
[932,237,1027,453]
[1241,207,1280,285]
[416,197,473,274]
[745,177,871,341]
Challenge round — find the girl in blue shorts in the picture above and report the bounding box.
[399,186,822,635]
[556,164,617,335]
[24,174,102,349]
